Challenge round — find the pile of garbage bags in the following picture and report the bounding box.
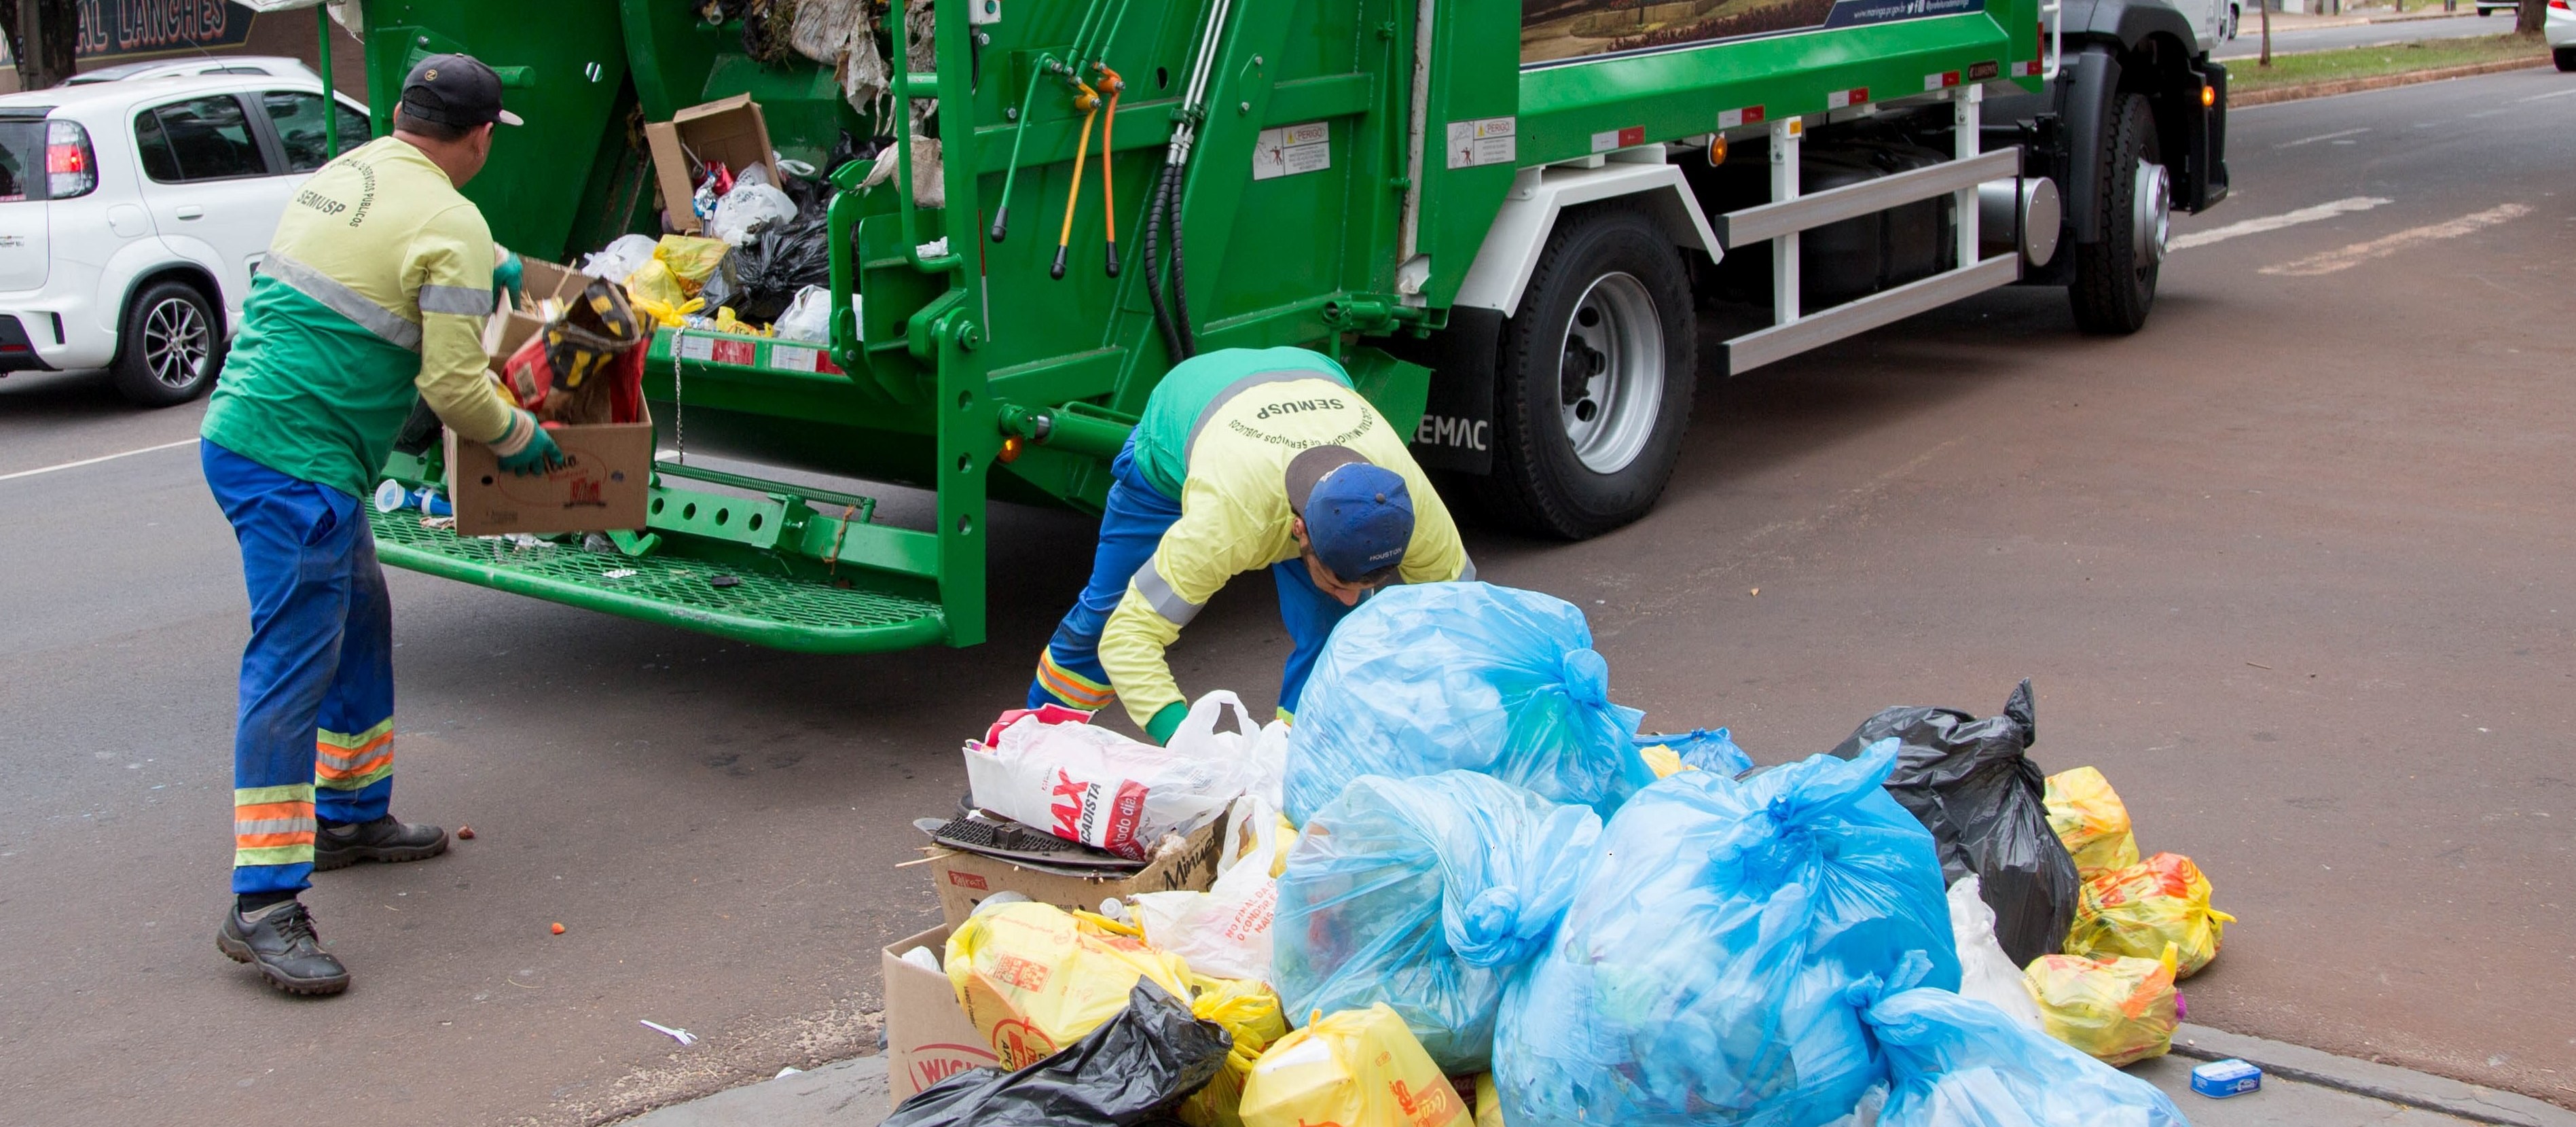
[903,582,2237,1126]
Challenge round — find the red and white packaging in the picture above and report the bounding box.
[962,696,1253,860]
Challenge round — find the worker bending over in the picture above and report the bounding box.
[198,55,554,995]
[1028,346,1471,742]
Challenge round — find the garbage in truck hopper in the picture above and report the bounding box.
[882,582,2230,1123]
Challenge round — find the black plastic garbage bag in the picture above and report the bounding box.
[882,978,1232,1127]
[723,208,831,323]
[1830,678,2078,967]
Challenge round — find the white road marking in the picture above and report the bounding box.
[2260,202,2533,276]
[2276,127,2372,148]
[0,437,196,484]
[2515,88,2576,103]
[2169,196,2393,251]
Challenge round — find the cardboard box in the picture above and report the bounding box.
[882,924,999,1107]
[443,404,653,537]
[645,94,780,235]
[924,815,1227,932]
[481,257,591,360]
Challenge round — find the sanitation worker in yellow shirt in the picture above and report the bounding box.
[1026,346,1473,742]
[197,54,556,996]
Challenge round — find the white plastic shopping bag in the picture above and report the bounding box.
[1163,690,1288,810]
[1948,874,2047,1029]
[962,695,1251,859]
[1129,794,1291,984]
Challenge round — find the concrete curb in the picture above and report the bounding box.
[614,1054,892,1127]
[2231,56,2550,105]
[2171,1024,2576,1127]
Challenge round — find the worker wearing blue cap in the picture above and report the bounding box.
[1028,346,1472,742]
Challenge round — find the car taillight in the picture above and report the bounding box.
[44,119,93,199]
[2556,1,2570,10]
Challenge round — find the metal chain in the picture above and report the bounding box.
[670,336,686,465]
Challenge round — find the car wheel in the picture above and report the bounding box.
[1481,204,1697,540]
[109,279,222,407]
[2069,92,2166,336]
[2557,46,2576,71]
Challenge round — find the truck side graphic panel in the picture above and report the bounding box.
[1523,0,1987,67]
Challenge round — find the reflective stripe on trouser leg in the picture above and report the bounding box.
[1270,556,1358,717]
[203,440,365,896]
[1027,437,1184,710]
[314,529,395,826]
[234,782,316,875]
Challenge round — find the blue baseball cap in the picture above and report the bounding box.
[1286,445,1413,582]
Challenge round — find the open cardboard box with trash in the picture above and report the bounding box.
[874,583,2239,1126]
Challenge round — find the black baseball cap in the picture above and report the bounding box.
[400,54,523,129]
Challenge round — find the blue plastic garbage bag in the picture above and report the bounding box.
[1853,951,2192,1127]
[1638,727,1756,776]
[1493,740,1962,1127]
[1284,583,1650,824]
[1271,770,1603,1073]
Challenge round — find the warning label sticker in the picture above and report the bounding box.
[1590,125,1647,153]
[1253,121,1332,181]
[1718,105,1767,129]
[1445,116,1516,170]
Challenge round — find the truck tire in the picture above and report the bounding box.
[2068,92,2169,336]
[1483,204,1697,540]
[110,279,222,407]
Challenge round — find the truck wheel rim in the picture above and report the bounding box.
[143,297,209,389]
[2133,161,2172,269]
[1557,271,1664,475]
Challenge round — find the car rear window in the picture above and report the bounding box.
[0,121,46,202]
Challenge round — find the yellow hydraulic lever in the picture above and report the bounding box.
[1095,64,1125,276]
[1050,79,1102,281]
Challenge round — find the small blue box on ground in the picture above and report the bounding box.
[2191,1058,2264,1098]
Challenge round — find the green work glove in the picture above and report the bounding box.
[492,249,525,310]
[1145,702,1188,745]
[496,423,564,476]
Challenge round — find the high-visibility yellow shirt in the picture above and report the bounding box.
[1097,348,1470,730]
[201,135,528,498]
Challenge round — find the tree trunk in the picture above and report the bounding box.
[2259,0,2272,65]
[2517,0,2545,33]
[14,0,78,90]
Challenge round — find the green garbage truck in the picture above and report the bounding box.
[355,0,2227,653]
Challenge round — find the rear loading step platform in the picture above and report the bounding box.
[371,457,956,654]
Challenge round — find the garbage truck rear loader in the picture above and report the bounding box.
[357,0,2225,650]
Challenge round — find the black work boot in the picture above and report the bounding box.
[217,899,350,996]
[313,815,450,872]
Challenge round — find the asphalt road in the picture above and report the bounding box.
[3,69,2573,1124]
[2214,12,2507,59]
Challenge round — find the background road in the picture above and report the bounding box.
[2214,13,2508,60]
[3,69,2572,1124]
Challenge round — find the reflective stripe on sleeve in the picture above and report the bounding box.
[418,283,496,316]
[261,251,424,351]
[1131,562,1203,626]
[1457,554,1476,582]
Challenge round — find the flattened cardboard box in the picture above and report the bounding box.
[882,924,997,1107]
[924,815,1226,931]
[645,94,780,235]
[443,404,652,537]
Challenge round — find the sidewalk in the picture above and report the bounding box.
[615,1024,2576,1127]
[2264,7,2492,29]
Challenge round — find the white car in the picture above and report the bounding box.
[2552,0,2576,71]
[61,55,321,86]
[0,73,367,405]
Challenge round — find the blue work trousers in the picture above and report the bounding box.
[1027,437,1352,719]
[202,442,397,896]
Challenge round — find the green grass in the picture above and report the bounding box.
[2229,31,2549,92]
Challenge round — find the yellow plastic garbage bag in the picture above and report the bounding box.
[1239,1003,1472,1127]
[1639,744,1688,779]
[1474,1073,1503,1127]
[653,234,731,291]
[2065,851,2234,978]
[2043,766,2141,876]
[945,901,1195,1069]
[623,260,702,327]
[1179,974,1291,1127]
[2021,946,2179,1067]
